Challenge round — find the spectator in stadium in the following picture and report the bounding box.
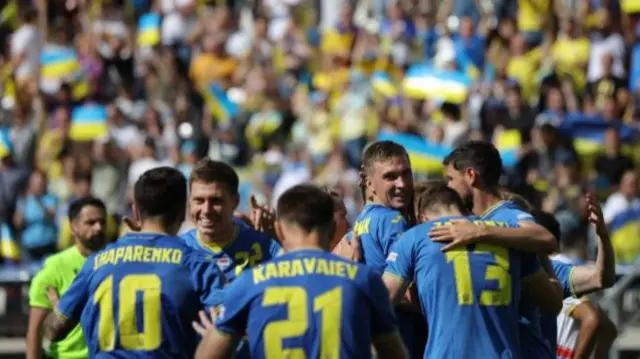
[602,169,640,264]
[13,170,59,261]
[26,197,108,359]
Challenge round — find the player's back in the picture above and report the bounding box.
[410,217,534,359]
[481,201,555,358]
[225,249,394,359]
[80,232,222,358]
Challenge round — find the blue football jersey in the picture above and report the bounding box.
[351,203,421,357]
[481,201,555,359]
[385,215,540,359]
[180,223,282,283]
[352,204,408,275]
[215,249,398,359]
[56,232,226,358]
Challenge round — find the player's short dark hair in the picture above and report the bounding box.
[416,180,466,214]
[277,184,335,234]
[68,197,106,222]
[362,141,409,175]
[190,158,239,194]
[134,167,187,225]
[531,210,561,244]
[414,180,448,215]
[443,141,503,187]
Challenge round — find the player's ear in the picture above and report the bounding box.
[132,203,141,223]
[232,192,240,210]
[464,167,476,186]
[275,220,284,245]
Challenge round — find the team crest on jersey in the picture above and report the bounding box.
[217,255,231,270]
[386,252,398,262]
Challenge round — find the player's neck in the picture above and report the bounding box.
[472,189,502,216]
[139,221,173,236]
[198,222,237,244]
[280,228,327,252]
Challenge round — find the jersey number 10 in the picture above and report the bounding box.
[445,244,512,306]
[94,274,162,351]
[262,286,342,359]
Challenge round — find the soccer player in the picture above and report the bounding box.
[181,158,282,284]
[430,141,564,359]
[344,141,424,356]
[46,167,226,357]
[383,182,561,358]
[27,197,109,359]
[195,184,408,359]
[531,208,617,359]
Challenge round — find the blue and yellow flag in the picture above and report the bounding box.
[70,104,108,141]
[377,131,518,175]
[137,12,161,48]
[558,113,639,162]
[0,127,11,158]
[403,64,473,104]
[0,223,19,262]
[40,47,89,100]
[609,207,640,264]
[371,71,397,98]
[204,82,239,128]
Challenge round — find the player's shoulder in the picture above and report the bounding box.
[178,228,198,247]
[237,223,276,245]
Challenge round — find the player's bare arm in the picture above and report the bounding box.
[522,269,563,315]
[429,219,556,253]
[570,300,600,359]
[382,273,410,304]
[195,328,240,359]
[26,307,49,359]
[570,195,616,296]
[373,331,410,359]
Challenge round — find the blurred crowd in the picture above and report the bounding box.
[1,0,640,268]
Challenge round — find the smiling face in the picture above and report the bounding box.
[189,181,238,237]
[367,156,413,210]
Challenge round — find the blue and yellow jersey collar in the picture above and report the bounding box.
[479,200,507,219]
[196,223,239,254]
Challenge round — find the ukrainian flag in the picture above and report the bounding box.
[70,105,108,141]
[378,131,519,175]
[204,82,238,127]
[558,113,639,163]
[609,207,640,264]
[371,71,397,98]
[493,128,521,164]
[40,47,89,100]
[0,223,19,262]
[0,127,11,158]
[137,12,161,48]
[403,64,473,104]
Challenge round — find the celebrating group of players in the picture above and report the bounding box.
[27,139,618,359]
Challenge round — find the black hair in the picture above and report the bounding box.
[443,141,503,187]
[134,167,187,225]
[277,184,335,235]
[68,197,106,222]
